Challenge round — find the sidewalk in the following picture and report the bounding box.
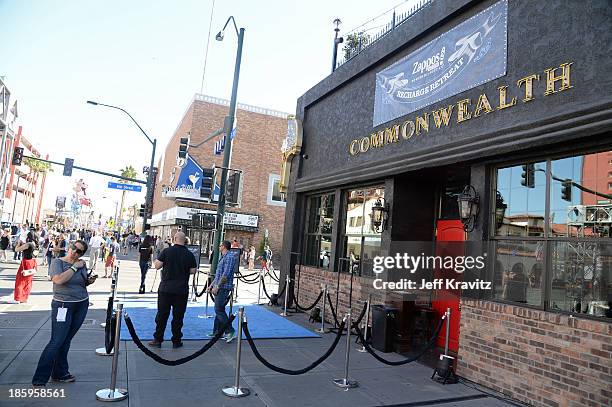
[0,253,517,407]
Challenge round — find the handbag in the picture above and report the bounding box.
[22,268,36,277]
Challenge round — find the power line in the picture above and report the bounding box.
[200,0,216,94]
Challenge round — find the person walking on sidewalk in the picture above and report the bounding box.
[32,240,97,386]
[103,237,120,278]
[207,241,237,343]
[0,229,10,262]
[148,232,196,349]
[87,231,104,271]
[13,232,40,303]
[138,235,154,294]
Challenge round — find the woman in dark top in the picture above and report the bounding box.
[32,239,96,386]
[13,231,39,303]
[0,229,10,262]
[138,235,154,294]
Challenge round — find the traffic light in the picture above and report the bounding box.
[178,136,190,159]
[200,167,215,200]
[520,163,535,188]
[561,179,572,201]
[11,147,24,166]
[226,171,241,206]
[139,204,145,217]
[63,158,74,177]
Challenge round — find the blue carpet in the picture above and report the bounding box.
[119,302,320,341]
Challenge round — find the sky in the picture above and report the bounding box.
[0,0,418,222]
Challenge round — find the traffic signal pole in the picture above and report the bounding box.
[210,25,244,276]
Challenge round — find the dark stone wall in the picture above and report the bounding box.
[295,0,612,191]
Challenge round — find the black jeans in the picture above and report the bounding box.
[153,292,188,343]
[139,261,149,287]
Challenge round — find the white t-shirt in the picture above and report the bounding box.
[89,235,104,248]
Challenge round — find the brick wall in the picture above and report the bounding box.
[458,299,612,407]
[152,95,288,260]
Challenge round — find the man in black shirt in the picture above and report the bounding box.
[148,232,197,348]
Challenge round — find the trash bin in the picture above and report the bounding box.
[371,305,398,353]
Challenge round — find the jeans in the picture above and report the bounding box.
[154,292,188,343]
[139,261,149,287]
[32,299,89,385]
[213,288,235,335]
[13,250,21,260]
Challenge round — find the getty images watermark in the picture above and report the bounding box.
[371,253,492,291]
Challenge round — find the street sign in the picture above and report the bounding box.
[107,181,142,192]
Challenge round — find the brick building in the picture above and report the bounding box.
[151,94,289,262]
[280,1,611,406]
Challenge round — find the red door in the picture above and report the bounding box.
[432,219,465,353]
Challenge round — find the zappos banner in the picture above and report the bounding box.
[373,0,508,127]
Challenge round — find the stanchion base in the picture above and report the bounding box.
[96,388,128,402]
[197,315,213,319]
[95,347,113,356]
[222,386,250,398]
[316,328,328,334]
[100,323,106,328]
[356,346,367,353]
[333,378,359,389]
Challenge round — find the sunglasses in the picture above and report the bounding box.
[70,244,85,255]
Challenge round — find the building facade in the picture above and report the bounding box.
[151,94,289,261]
[281,1,611,406]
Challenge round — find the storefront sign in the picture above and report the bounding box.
[351,62,573,156]
[373,0,508,127]
[151,206,259,228]
[162,155,219,201]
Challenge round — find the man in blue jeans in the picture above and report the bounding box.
[207,241,236,343]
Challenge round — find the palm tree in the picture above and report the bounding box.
[117,165,137,231]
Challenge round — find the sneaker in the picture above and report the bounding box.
[206,331,216,338]
[147,340,162,348]
[172,342,183,349]
[225,331,237,343]
[52,374,76,383]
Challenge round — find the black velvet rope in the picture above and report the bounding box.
[104,297,114,354]
[352,300,368,327]
[236,274,260,284]
[195,279,209,298]
[236,271,259,279]
[123,313,236,366]
[326,292,341,327]
[243,320,346,375]
[105,314,117,354]
[260,277,272,300]
[277,279,287,298]
[269,270,280,282]
[352,317,445,366]
[290,290,323,312]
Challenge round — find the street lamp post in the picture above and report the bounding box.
[87,101,157,234]
[210,16,244,275]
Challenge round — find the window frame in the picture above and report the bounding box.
[302,191,336,270]
[490,149,612,322]
[267,174,286,207]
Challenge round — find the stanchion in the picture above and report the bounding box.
[96,304,128,402]
[316,284,328,334]
[234,269,239,300]
[197,276,213,319]
[357,294,371,353]
[333,309,358,389]
[280,274,290,317]
[444,307,451,356]
[432,308,457,384]
[96,294,115,356]
[256,270,263,305]
[222,307,250,398]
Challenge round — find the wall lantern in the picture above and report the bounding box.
[370,197,389,233]
[457,185,479,232]
[495,191,507,230]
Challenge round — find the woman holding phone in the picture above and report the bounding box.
[32,240,97,386]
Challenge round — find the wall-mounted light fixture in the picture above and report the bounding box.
[495,191,507,230]
[370,197,389,233]
[457,185,479,232]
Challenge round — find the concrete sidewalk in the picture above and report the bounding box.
[0,252,516,407]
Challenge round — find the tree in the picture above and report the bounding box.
[23,157,53,174]
[117,166,137,231]
[343,32,370,60]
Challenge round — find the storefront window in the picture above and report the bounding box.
[304,193,335,269]
[495,161,546,237]
[492,149,612,319]
[341,186,384,277]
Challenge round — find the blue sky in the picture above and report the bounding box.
[0,0,416,219]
